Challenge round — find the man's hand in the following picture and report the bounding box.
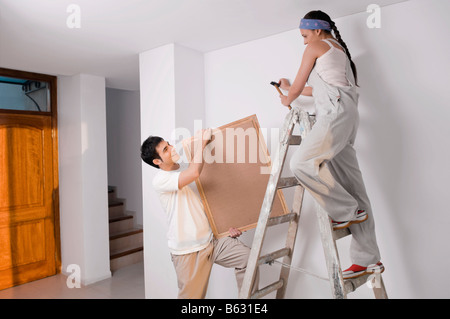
[178,128,213,189]
[201,128,212,148]
[193,128,212,150]
[228,227,242,238]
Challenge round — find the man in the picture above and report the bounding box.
[141,129,259,298]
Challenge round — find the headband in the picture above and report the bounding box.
[299,18,331,31]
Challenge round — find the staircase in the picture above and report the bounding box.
[108,186,143,272]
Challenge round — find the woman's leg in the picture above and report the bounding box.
[327,144,381,265]
[289,115,358,222]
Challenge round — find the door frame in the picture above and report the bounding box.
[0,67,61,276]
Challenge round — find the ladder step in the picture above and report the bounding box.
[288,135,302,145]
[344,273,372,294]
[277,177,301,189]
[333,228,351,240]
[258,248,290,265]
[251,279,284,299]
[267,212,297,227]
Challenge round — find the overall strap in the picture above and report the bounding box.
[327,38,346,53]
[321,38,334,49]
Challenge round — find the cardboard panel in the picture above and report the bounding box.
[182,114,288,238]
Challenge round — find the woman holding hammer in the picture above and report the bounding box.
[278,10,383,279]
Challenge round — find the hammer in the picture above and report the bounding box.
[270,81,291,110]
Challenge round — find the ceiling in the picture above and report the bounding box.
[0,0,407,90]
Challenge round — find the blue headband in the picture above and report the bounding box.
[299,18,331,31]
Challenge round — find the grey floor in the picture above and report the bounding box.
[0,262,145,299]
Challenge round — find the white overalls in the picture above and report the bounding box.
[289,39,381,266]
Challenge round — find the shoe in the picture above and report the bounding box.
[332,210,368,230]
[342,262,385,279]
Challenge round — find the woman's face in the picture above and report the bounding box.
[300,29,321,45]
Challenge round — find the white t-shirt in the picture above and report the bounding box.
[152,162,213,255]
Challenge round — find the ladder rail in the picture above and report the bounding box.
[239,108,299,299]
[276,185,304,298]
[316,204,346,299]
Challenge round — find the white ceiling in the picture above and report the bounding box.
[0,0,406,90]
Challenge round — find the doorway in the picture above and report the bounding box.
[0,68,60,290]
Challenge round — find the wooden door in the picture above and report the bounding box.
[0,69,60,290]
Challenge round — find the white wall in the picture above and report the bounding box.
[203,0,450,299]
[140,43,205,298]
[142,0,450,299]
[106,88,143,227]
[58,74,111,285]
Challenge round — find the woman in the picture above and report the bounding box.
[279,10,383,279]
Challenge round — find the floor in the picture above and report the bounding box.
[0,262,145,299]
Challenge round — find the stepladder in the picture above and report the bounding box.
[239,106,388,299]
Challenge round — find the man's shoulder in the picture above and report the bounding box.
[152,168,170,182]
[152,163,186,191]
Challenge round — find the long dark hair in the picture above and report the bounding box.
[304,10,358,86]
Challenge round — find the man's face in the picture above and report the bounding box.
[154,140,180,168]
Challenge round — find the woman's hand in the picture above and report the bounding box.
[279,94,291,107]
[278,78,291,91]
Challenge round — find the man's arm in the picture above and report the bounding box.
[178,129,212,189]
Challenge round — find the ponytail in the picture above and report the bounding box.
[330,21,358,86]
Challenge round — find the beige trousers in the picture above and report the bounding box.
[171,236,259,299]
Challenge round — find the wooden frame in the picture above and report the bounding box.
[182,114,288,238]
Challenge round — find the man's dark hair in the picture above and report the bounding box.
[141,136,164,169]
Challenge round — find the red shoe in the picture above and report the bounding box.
[332,210,368,230]
[342,262,385,279]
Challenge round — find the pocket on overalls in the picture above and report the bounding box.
[329,95,341,111]
[327,87,343,113]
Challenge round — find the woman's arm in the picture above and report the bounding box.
[280,44,318,106]
[279,79,312,96]
[301,86,313,96]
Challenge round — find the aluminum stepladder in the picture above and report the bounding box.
[239,105,388,299]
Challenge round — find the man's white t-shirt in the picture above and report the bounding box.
[152,162,213,255]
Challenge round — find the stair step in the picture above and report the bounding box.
[109,215,133,223]
[110,246,144,260]
[110,228,143,240]
[108,186,117,202]
[109,199,124,206]
[109,215,134,234]
[108,201,125,218]
[109,228,143,253]
[108,186,143,273]
[110,247,144,272]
